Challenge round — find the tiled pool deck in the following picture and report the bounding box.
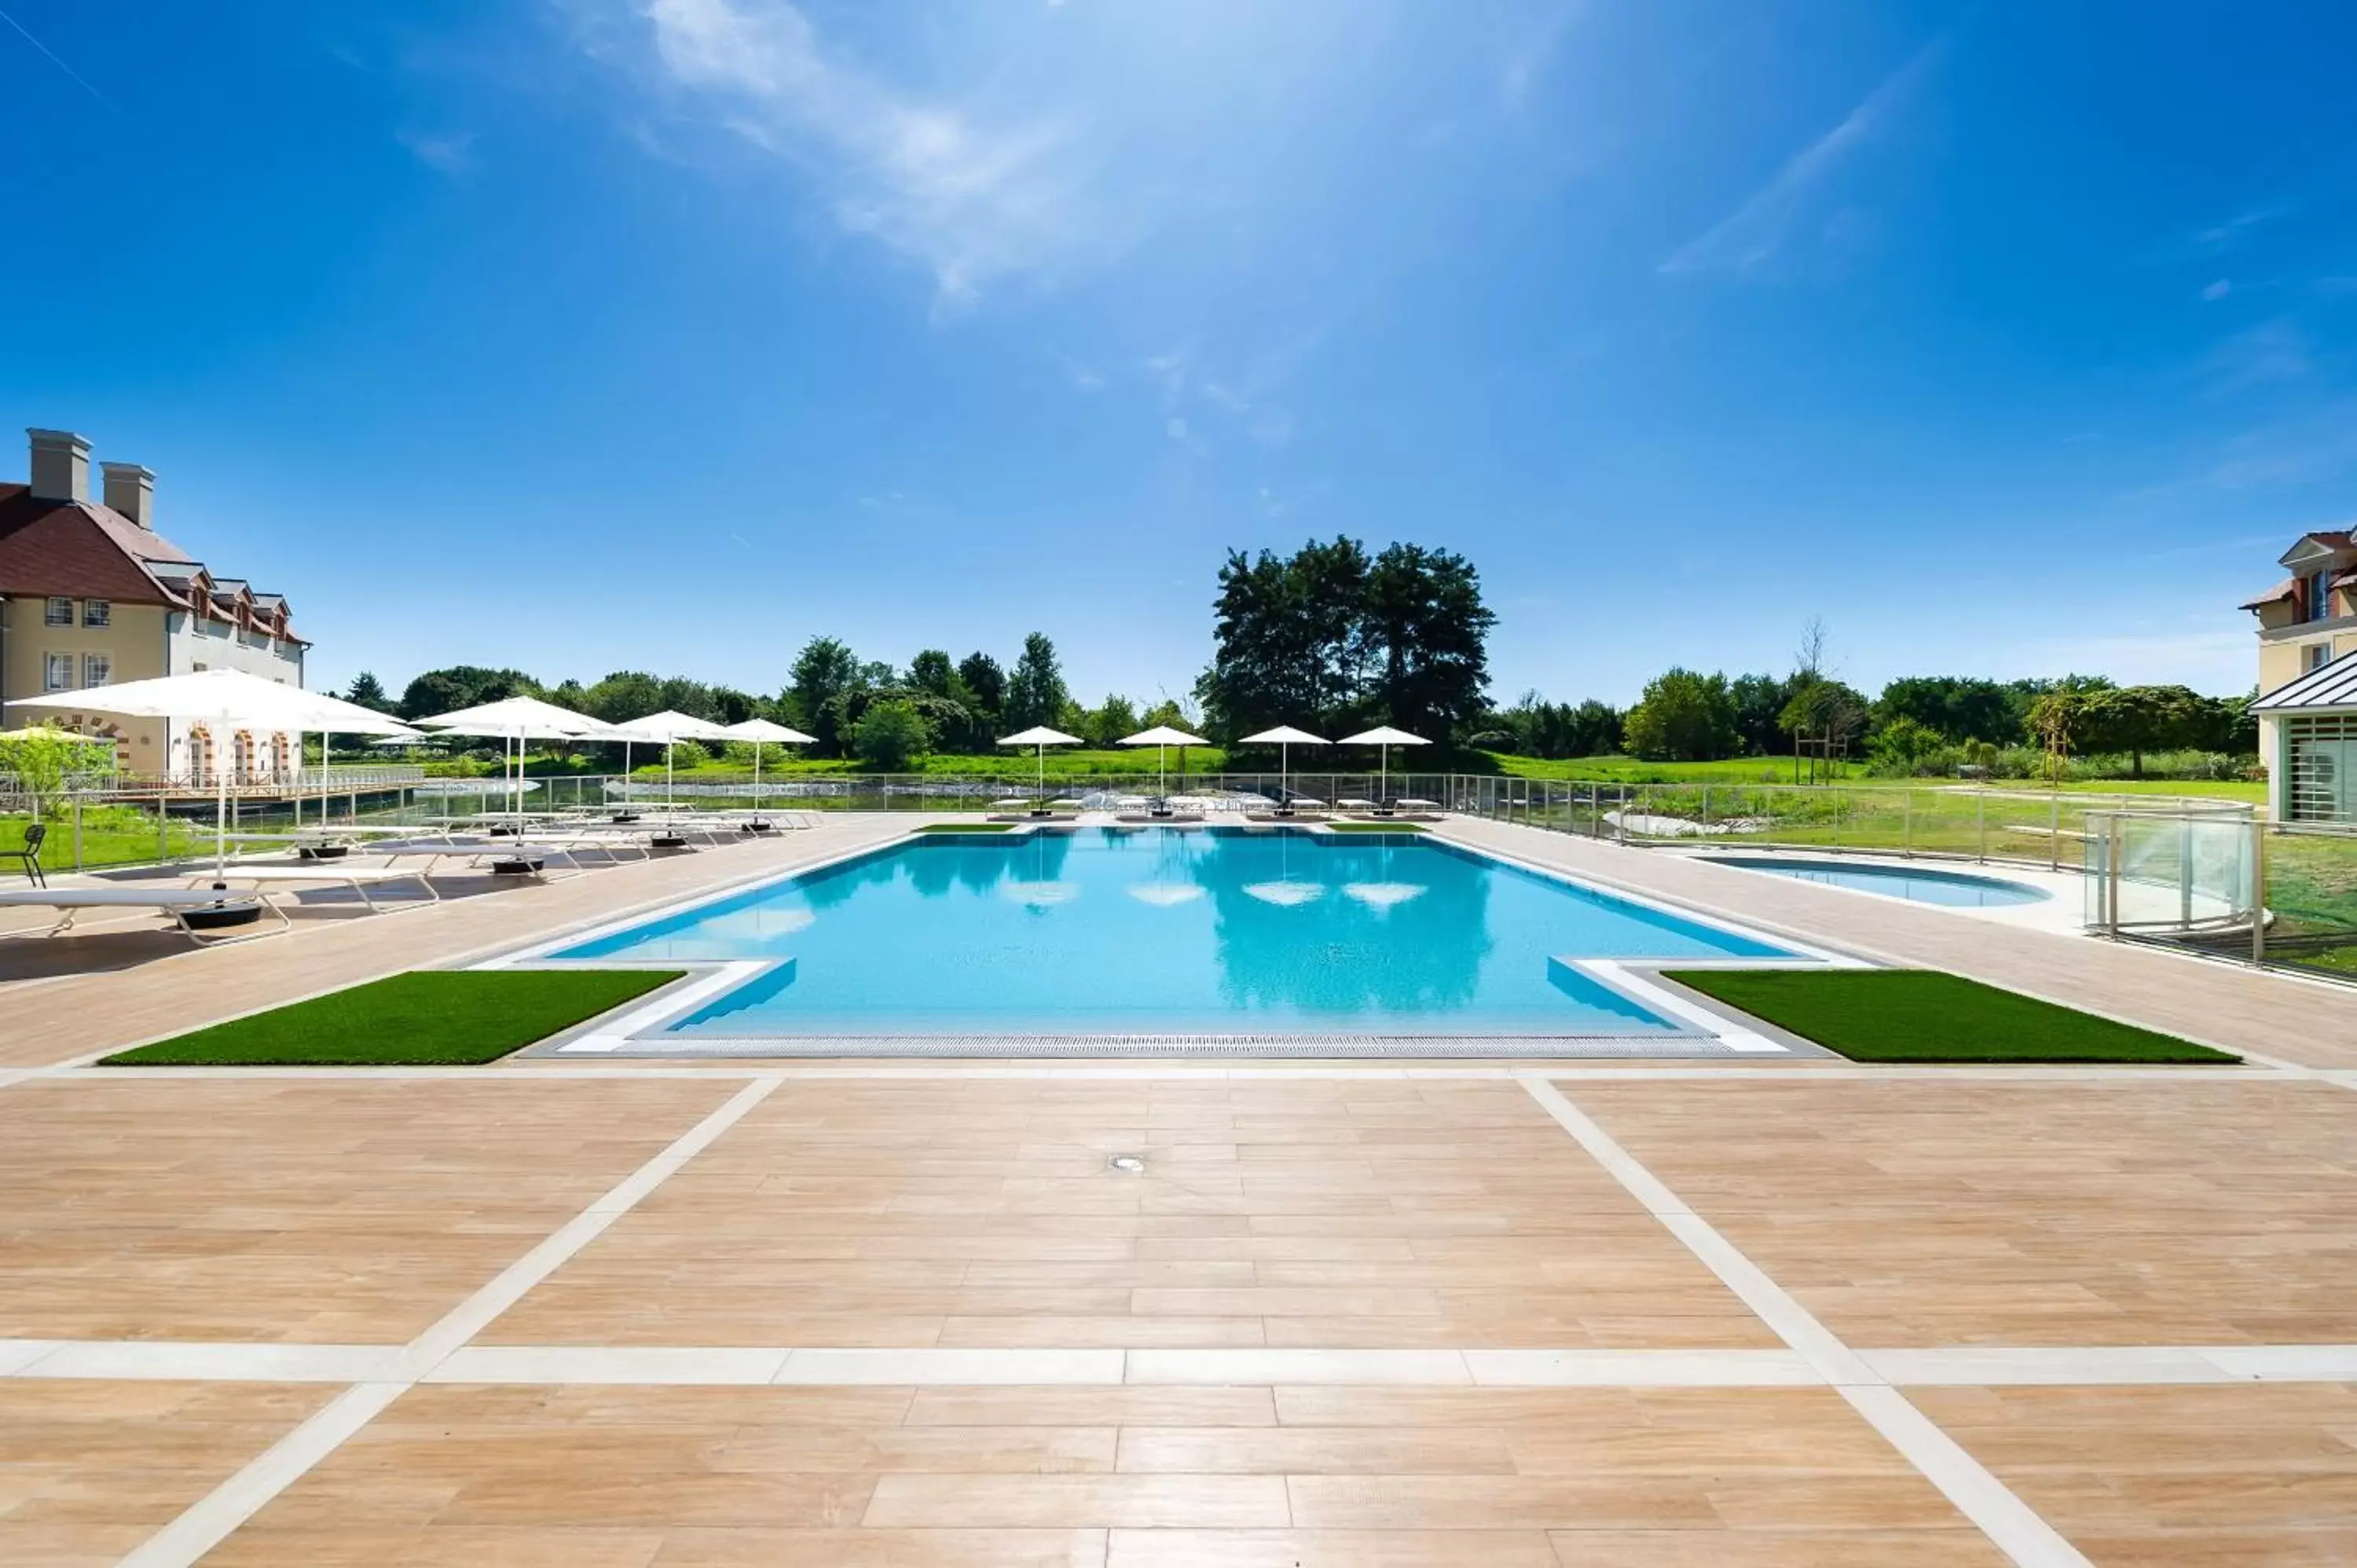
[2,814,2352,1565]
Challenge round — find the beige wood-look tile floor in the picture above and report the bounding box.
[0,1380,329,1567]
[0,1078,735,1341]
[200,1383,2004,1566]
[1914,1383,2357,1566]
[480,1079,1779,1350]
[1574,1076,2357,1346]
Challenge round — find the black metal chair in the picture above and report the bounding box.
[4,821,46,887]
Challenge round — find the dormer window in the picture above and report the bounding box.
[2313,570,2337,621]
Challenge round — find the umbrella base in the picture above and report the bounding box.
[492,857,545,876]
[652,834,690,850]
[742,820,775,834]
[183,899,263,931]
[297,844,351,861]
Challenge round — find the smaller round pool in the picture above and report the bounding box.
[1705,855,2050,907]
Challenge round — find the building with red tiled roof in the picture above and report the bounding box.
[0,428,310,780]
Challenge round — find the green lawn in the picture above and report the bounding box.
[101,969,685,1066]
[1661,969,2238,1064]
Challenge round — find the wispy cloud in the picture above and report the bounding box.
[1659,40,1940,276]
[1498,3,1581,115]
[2201,319,2311,397]
[603,0,1100,309]
[2201,278,2233,302]
[398,130,478,174]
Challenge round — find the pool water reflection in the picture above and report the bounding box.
[557,827,1796,1036]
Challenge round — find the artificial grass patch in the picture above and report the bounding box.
[101,969,686,1067]
[915,821,1020,832]
[1327,820,1428,833]
[1660,969,2238,1064]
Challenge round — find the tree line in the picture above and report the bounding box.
[343,631,1189,771]
[343,539,2254,779]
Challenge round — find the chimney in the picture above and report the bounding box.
[101,461,156,529]
[27,429,90,503]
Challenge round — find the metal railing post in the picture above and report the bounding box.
[1902,791,1912,858]
[73,794,83,872]
[2251,815,2267,965]
[2105,815,2121,936]
[2048,795,2059,871]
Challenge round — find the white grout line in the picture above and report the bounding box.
[114,1073,784,1568]
[9,1334,2357,1390]
[1516,1073,2092,1568]
[117,1383,407,1568]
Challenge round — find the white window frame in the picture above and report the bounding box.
[43,596,73,627]
[82,598,110,628]
[82,652,112,688]
[2308,643,2333,672]
[42,651,75,691]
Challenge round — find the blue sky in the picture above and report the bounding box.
[5,1,2355,706]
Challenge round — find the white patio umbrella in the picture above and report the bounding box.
[13,669,417,874]
[997,725,1082,806]
[609,709,734,820]
[721,717,816,816]
[1237,724,1328,809]
[1338,725,1430,806]
[1117,724,1209,797]
[412,695,618,837]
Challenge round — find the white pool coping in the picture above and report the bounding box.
[1670,847,2097,936]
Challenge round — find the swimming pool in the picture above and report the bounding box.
[1704,855,2050,908]
[553,827,1800,1038]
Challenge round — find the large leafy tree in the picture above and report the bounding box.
[1197,536,1491,742]
[1002,633,1071,734]
[397,665,537,720]
[1876,676,2021,746]
[1728,673,1797,757]
[956,653,1006,727]
[1623,669,1740,761]
[1362,543,1495,738]
[785,636,865,756]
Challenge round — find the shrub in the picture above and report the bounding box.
[853,700,933,770]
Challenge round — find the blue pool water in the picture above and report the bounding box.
[1706,855,2049,908]
[556,827,1796,1037]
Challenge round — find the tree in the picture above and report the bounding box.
[1077,694,1140,749]
[786,636,864,756]
[1195,536,1493,742]
[1483,693,1623,760]
[2067,685,2220,778]
[1728,673,1797,756]
[1003,633,1071,734]
[1867,716,1945,775]
[343,672,394,713]
[397,666,537,720]
[0,725,107,819]
[956,652,1006,727]
[907,650,957,698]
[1622,669,1739,760]
[1361,542,1495,738]
[1779,677,1871,773]
[1876,676,2019,746]
[852,699,933,770]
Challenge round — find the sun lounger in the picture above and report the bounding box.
[185,863,439,910]
[0,886,284,943]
